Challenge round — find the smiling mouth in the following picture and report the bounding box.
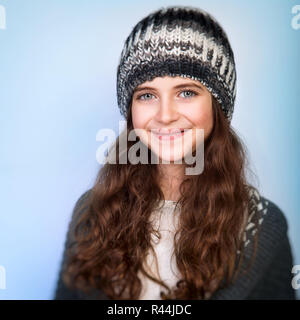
[149,129,191,141]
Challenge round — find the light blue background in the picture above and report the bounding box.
[0,0,299,299]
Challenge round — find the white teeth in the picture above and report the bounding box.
[151,129,187,135]
[159,131,181,135]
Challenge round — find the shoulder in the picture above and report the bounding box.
[260,196,288,233]
[243,186,290,255]
[74,188,92,206]
[212,189,294,300]
[66,189,93,242]
[72,189,93,219]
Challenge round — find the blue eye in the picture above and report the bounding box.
[180,90,197,98]
[136,90,197,101]
[137,93,154,100]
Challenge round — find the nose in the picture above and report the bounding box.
[154,95,179,123]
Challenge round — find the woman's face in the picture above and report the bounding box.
[131,76,213,163]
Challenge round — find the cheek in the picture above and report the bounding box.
[131,105,152,145]
[187,101,213,129]
[131,104,153,130]
[131,105,145,129]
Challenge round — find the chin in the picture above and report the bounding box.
[159,156,185,164]
[150,139,194,162]
[151,149,189,164]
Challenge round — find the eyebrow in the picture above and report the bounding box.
[133,82,204,94]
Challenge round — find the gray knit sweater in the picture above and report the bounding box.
[53,189,297,300]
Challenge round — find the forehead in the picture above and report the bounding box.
[135,75,207,90]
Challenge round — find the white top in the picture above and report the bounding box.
[137,200,181,300]
[136,194,253,300]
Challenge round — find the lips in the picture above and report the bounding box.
[151,128,186,135]
[150,128,191,141]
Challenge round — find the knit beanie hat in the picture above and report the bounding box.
[116,5,237,123]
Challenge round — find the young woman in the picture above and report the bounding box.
[53,6,296,300]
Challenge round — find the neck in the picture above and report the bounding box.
[157,163,184,201]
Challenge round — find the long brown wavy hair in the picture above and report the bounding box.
[61,96,260,300]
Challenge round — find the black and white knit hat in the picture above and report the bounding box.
[116,6,237,123]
